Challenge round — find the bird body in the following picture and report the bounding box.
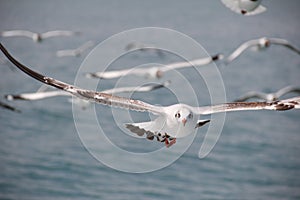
[221,0,266,15]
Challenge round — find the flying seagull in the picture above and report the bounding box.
[221,0,266,16]
[234,86,300,102]
[1,43,299,147]
[86,54,223,79]
[5,81,171,101]
[0,30,80,42]
[56,41,95,57]
[0,100,21,113]
[225,37,300,64]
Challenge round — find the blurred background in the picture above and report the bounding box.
[0,0,300,199]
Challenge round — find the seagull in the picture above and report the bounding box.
[1,43,299,148]
[234,86,300,102]
[221,0,266,16]
[5,81,171,101]
[0,100,21,113]
[225,37,300,64]
[0,30,80,42]
[86,54,223,79]
[56,41,95,57]
[125,41,165,58]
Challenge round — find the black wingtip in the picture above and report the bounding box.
[211,54,224,61]
[0,43,46,83]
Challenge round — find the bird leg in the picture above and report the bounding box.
[165,138,176,148]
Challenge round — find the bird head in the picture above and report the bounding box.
[171,105,195,127]
[33,34,42,42]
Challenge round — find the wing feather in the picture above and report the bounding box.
[0,43,164,115]
[194,97,300,115]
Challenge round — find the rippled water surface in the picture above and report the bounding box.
[1,1,300,199]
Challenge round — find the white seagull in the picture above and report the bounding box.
[56,41,95,57]
[0,30,80,42]
[1,43,300,148]
[86,54,223,79]
[221,0,266,16]
[234,86,300,102]
[225,37,300,64]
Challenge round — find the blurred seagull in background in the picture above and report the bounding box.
[86,54,223,79]
[221,0,266,16]
[125,41,165,58]
[0,30,80,42]
[5,81,171,101]
[224,37,300,64]
[1,43,300,148]
[5,81,171,110]
[56,41,95,57]
[234,85,300,102]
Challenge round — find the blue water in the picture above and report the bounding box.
[1,0,300,199]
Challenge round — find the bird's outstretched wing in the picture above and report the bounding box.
[269,38,300,55]
[225,39,260,64]
[193,97,300,115]
[275,85,300,98]
[160,54,222,72]
[5,90,70,101]
[0,30,35,38]
[0,43,164,115]
[85,67,149,79]
[41,30,80,39]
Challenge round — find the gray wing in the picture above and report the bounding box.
[0,30,35,38]
[0,43,164,115]
[225,39,260,64]
[193,97,300,115]
[275,85,300,98]
[234,91,268,102]
[269,38,300,55]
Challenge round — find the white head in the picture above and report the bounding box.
[165,104,198,138]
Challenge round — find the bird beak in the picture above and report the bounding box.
[182,118,187,126]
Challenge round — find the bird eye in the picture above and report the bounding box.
[188,113,193,119]
[175,113,181,118]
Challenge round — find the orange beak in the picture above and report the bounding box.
[182,118,187,126]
